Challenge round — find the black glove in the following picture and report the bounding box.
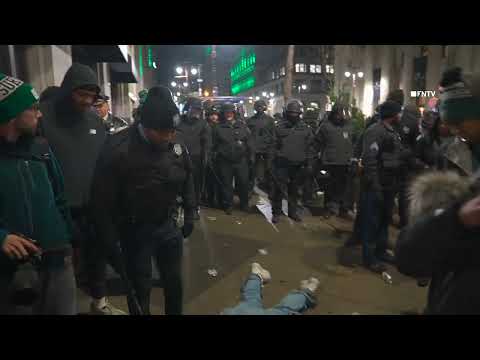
[182,222,194,238]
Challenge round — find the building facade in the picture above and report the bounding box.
[231,45,335,117]
[334,45,480,117]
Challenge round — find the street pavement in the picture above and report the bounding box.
[77,196,428,315]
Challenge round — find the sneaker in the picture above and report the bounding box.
[251,263,271,284]
[90,301,127,315]
[289,213,302,222]
[300,277,320,293]
[225,207,233,215]
[272,214,280,224]
[366,262,387,274]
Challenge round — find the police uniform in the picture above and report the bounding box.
[90,88,195,315]
[212,103,254,213]
[360,101,404,270]
[270,100,316,222]
[203,105,222,208]
[315,106,354,215]
[175,98,212,216]
[246,100,276,194]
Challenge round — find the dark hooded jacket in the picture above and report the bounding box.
[39,63,106,209]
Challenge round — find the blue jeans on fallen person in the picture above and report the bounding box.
[221,275,316,315]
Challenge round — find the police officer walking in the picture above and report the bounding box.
[212,103,254,215]
[270,99,315,224]
[176,97,211,220]
[315,104,354,217]
[90,87,195,315]
[246,100,275,194]
[360,100,404,273]
[93,94,130,135]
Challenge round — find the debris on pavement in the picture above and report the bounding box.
[207,269,218,277]
[207,216,217,221]
[351,312,361,315]
[235,220,242,225]
[382,272,393,284]
[258,249,268,255]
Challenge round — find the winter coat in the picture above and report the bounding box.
[39,63,106,209]
[246,112,276,154]
[175,115,211,159]
[396,169,480,314]
[211,120,254,163]
[0,136,73,271]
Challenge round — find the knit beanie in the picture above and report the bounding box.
[379,100,402,120]
[0,73,39,125]
[140,87,180,130]
[439,67,480,125]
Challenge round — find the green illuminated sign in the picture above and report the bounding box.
[139,45,144,78]
[147,46,153,68]
[230,48,256,95]
[206,46,212,56]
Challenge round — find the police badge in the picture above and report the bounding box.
[173,143,183,156]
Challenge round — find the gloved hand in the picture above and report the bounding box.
[182,222,194,238]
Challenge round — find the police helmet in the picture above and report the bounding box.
[283,99,304,118]
[254,100,267,112]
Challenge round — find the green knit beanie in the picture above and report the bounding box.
[0,73,39,125]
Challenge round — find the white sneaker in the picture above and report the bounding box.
[90,301,127,315]
[251,263,271,284]
[300,277,320,293]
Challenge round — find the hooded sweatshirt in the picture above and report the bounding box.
[39,63,106,209]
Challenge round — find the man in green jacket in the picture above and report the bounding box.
[0,73,76,314]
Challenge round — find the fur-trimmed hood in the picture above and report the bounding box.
[408,171,473,221]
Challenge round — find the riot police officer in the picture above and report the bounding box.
[270,99,315,224]
[315,103,354,216]
[203,104,222,208]
[176,97,211,220]
[211,102,254,215]
[90,86,195,315]
[360,100,404,273]
[246,100,275,194]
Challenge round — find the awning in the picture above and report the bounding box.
[110,55,138,84]
[74,45,129,63]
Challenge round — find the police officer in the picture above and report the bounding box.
[212,102,254,215]
[315,103,354,217]
[132,89,149,124]
[176,97,211,220]
[270,99,315,224]
[94,94,130,135]
[246,100,275,194]
[90,87,195,315]
[388,89,420,227]
[203,104,222,208]
[360,100,404,273]
[300,109,320,206]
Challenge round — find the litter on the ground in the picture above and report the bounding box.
[258,249,268,255]
[236,221,242,225]
[351,312,361,315]
[207,216,217,221]
[207,269,218,277]
[382,272,393,284]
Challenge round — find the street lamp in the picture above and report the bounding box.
[176,66,183,75]
[344,71,351,78]
[171,81,177,87]
[357,72,364,78]
[255,96,260,101]
[270,92,274,97]
[197,78,203,83]
[344,69,364,106]
[301,84,307,90]
[262,91,267,97]
[183,82,188,88]
[176,92,181,97]
[191,68,198,76]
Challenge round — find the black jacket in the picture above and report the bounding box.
[39,63,106,209]
[315,118,354,166]
[211,120,254,163]
[90,126,195,250]
[361,121,406,192]
[175,115,211,159]
[269,118,315,166]
[246,112,275,154]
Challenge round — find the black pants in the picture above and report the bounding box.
[325,165,349,213]
[190,155,204,209]
[203,163,222,208]
[71,208,112,300]
[122,219,183,315]
[250,153,271,193]
[397,174,410,228]
[272,163,303,216]
[217,157,250,209]
[302,160,320,204]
